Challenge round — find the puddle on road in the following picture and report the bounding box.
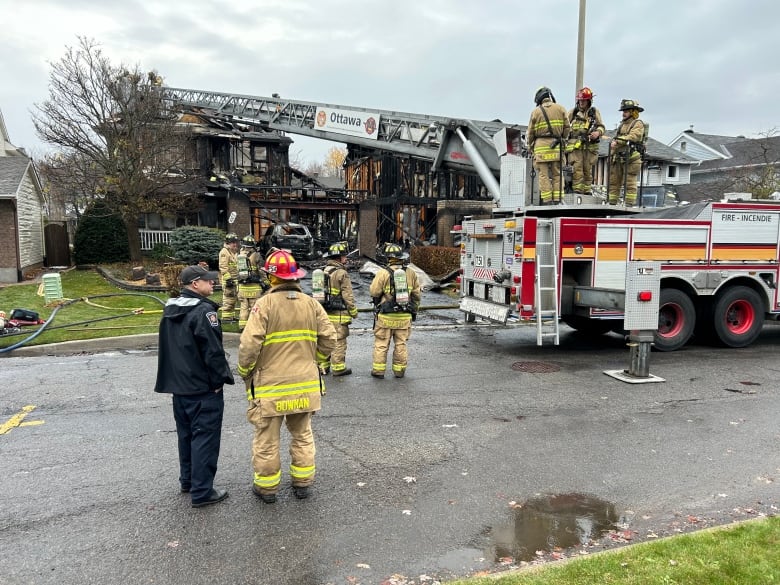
[489,493,626,562]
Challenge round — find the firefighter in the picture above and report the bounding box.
[218,233,239,321]
[237,250,336,503]
[236,235,268,332]
[319,242,358,377]
[369,242,421,379]
[609,99,647,206]
[566,87,605,196]
[526,86,571,205]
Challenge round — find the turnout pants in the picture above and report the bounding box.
[534,161,563,204]
[372,324,411,377]
[569,148,596,194]
[608,156,642,205]
[220,277,237,320]
[327,323,350,372]
[246,407,315,496]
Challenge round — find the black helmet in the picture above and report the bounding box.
[619,98,644,112]
[324,241,348,258]
[382,242,409,262]
[535,86,555,105]
[241,234,256,248]
[225,232,239,243]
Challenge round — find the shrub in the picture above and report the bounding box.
[73,201,130,264]
[410,245,460,277]
[149,242,175,262]
[169,226,224,267]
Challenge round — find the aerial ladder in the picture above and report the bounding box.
[161,86,516,203]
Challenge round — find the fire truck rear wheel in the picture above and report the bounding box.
[712,286,764,348]
[655,288,695,351]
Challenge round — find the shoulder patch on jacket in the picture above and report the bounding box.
[206,312,219,327]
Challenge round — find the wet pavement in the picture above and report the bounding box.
[1,302,779,584]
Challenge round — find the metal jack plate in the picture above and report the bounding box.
[603,369,665,384]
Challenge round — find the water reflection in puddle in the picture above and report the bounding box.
[489,493,627,562]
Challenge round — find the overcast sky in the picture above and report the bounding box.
[2,0,779,163]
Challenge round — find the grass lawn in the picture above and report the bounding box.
[0,266,237,350]
[452,516,780,584]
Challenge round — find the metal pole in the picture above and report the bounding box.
[575,0,586,91]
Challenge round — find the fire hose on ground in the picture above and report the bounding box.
[0,293,167,355]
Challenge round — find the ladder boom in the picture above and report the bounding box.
[162,86,514,176]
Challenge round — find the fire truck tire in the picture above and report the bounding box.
[712,286,764,348]
[562,316,613,336]
[655,289,695,351]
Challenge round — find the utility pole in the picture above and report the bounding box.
[575,0,586,91]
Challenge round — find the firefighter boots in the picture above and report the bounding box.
[332,368,352,377]
[293,486,310,499]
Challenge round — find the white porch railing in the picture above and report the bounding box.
[140,229,172,251]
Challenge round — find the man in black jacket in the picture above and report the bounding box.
[155,265,235,508]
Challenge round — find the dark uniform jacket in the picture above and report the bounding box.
[154,288,235,395]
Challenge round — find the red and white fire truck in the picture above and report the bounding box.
[458,199,780,351]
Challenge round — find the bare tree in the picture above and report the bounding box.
[32,37,197,261]
[37,151,103,221]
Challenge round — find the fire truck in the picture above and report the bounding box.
[458,194,780,351]
[160,87,777,352]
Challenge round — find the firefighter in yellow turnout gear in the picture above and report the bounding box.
[237,235,268,332]
[369,243,421,379]
[237,250,336,503]
[218,233,239,321]
[526,86,571,204]
[609,99,647,206]
[566,87,605,195]
[315,242,358,377]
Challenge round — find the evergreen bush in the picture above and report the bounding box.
[73,201,130,264]
[169,226,224,267]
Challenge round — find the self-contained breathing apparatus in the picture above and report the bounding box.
[311,266,347,311]
[372,266,413,317]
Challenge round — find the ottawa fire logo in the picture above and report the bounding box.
[364,117,377,136]
[316,110,327,128]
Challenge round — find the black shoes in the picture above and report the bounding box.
[332,368,352,377]
[191,488,229,508]
[293,486,310,500]
[181,485,191,493]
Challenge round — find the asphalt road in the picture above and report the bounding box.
[1,314,779,585]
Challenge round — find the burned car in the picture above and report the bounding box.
[259,222,315,260]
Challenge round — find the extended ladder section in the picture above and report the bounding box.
[161,86,511,180]
[534,219,560,345]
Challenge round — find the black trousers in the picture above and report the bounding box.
[172,391,224,502]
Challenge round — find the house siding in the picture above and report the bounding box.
[669,138,720,161]
[17,168,45,274]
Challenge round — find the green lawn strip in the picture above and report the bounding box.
[0,269,180,347]
[452,516,780,585]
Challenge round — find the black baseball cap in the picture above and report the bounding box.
[180,265,220,285]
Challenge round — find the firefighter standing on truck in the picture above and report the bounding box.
[566,87,605,196]
[316,242,358,377]
[237,250,336,503]
[369,243,421,379]
[237,235,268,332]
[526,86,571,205]
[218,233,239,321]
[609,99,646,206]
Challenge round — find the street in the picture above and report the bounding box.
[1,316,779,585]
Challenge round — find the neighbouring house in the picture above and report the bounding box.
[0,110,46,283]
[667,128,780,202]
[594,134,698,206]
